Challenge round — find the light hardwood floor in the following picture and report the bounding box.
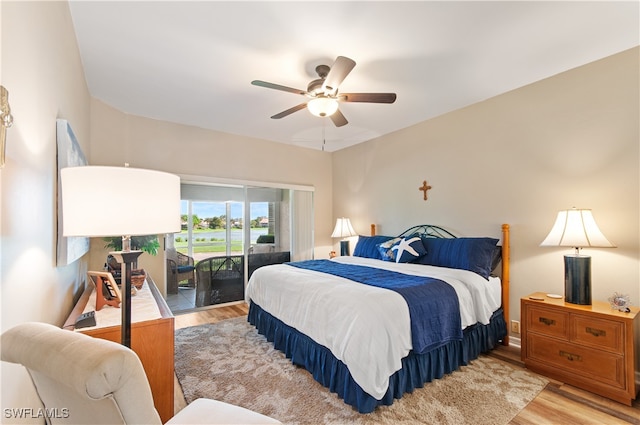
[174,304,640,424]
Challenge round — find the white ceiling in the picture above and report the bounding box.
[68,1,639,152]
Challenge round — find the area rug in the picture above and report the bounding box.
[175,318,547,425]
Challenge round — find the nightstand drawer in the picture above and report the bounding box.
[572,315,623,354]
[527,334,625,389]
[526,306,569,339]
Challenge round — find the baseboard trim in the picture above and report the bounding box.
[508,335,521,349]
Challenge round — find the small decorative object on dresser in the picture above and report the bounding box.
[608,292,631,313]
[521,292,639,405]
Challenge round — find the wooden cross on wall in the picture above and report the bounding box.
[419,180,432,200]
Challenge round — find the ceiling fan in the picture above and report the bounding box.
[251,56,397,127]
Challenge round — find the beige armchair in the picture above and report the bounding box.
[1,322,282,425]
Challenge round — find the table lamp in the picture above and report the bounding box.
[331,217,357,256]
[61,165,180,347]
[540,208,615,305]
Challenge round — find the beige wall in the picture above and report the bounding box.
[1,1,92,420]
[86,99,334,291]
[332,48,640,342]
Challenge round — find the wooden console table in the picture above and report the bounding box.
[63,274,175,422]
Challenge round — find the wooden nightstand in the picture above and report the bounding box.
[521,292,639,405]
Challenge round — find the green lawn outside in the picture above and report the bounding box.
[175,227,265,255]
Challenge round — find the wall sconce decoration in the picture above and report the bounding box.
[1,85,14,168]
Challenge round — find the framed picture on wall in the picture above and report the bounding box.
[56,119,89,266]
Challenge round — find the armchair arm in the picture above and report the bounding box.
[167,258,178,273]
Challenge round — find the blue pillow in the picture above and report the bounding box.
[490,246,502,272]
[377,237,427,263]
[353,235,395,260]
[376,238,401,262]
[417,237,499,279]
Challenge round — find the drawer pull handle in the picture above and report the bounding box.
[559,350,582,362]
[539,317,556,326]
[585,327,606,337]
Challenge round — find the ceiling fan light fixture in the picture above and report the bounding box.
[307,96,339,117]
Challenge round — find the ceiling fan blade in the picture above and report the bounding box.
[322,56,356,94]
[340,93,397,103]
[271,103,307,119]
[330,109,348,127]
[252,80,307,96]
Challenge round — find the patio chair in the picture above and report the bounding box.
[195,256,244,307]
[166,248,196,294]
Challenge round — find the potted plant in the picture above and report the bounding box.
[103,235,160,255]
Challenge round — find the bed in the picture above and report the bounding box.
[245,224,510,413]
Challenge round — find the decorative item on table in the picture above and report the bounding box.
[608,292,631,313]
[106,251,141,295]
[130,269,146,289]
[87,271,121,311]
[331,217,357,256]
[60,165,181,348]
[540,208,615,305]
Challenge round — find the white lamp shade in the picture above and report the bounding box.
[61,166,181,237]
[307,97,339,117]
[540,209,615,248]
[331,217,357,238]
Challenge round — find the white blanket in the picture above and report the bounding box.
[245,256,501,400]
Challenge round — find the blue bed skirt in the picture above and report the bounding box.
[247,301,507,413]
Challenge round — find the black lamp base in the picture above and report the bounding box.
[110,250,143,347]
[339,240,351,256]
[564,255,591,305]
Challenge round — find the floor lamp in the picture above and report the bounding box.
[61,166,181,347]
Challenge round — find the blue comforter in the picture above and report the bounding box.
[287,260,462,353]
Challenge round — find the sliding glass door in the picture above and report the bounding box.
[166,180,314,309]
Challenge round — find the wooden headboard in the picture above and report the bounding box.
[369,223,511,346]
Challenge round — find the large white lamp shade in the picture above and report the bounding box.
[61,166,181,237]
